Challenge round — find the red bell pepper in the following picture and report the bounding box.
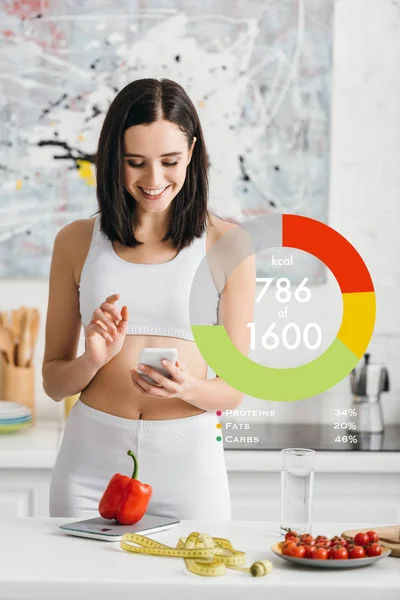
[98,450,152,525]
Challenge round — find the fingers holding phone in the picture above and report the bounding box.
[138,348,178,385]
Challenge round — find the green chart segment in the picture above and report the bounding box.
[190,214,376,402]
[191,326,358,402]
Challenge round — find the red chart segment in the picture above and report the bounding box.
[282,215,374,294]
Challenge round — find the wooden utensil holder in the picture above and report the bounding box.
[0,354,35,422]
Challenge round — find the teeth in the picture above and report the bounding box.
[141,186,168,196]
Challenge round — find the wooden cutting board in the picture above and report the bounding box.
[341,525,400,557]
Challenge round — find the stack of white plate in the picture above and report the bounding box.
[0,401,33,433]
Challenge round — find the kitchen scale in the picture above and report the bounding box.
[59,514,180,541]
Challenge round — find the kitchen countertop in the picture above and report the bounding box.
[0,518,398,600]
[1,420,400,473]
[221,423,400,452]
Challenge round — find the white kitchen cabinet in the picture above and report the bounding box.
[0,484,35,517]
[0,421,59,517]
[0,470,51,516]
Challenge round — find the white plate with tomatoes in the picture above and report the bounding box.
[272,530,392,569]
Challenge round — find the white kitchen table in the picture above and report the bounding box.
[0,518,398,600]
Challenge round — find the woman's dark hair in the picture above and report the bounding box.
[95,78,213,250]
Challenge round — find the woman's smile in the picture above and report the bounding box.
[137,185,171,200]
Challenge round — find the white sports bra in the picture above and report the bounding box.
[78,215,221,341]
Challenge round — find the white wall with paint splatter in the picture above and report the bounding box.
[0,0,332,282]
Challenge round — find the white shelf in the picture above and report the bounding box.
[0,420,61,469]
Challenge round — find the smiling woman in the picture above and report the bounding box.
[42,78,256,522]
[123,121,193,209]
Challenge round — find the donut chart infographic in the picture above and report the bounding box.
[191,214,376,402]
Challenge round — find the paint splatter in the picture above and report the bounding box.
[0,3,333,279]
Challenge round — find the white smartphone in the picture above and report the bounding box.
[138,348,178,385]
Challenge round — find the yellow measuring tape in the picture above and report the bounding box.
[120,531,273,577]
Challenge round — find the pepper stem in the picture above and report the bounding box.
[127,450,138,479]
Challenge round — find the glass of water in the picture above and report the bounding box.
[280,448,316,536]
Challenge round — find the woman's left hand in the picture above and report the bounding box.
[129,360,197,400]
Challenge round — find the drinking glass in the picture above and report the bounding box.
[280,448,315,536]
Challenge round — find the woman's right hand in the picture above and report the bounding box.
[84,293,129,368]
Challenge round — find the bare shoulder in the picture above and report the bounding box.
[56,217,95,241]
[207,213,255,279]
[207,213,238,246]
[54,217,96,286]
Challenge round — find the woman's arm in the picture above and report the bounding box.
[42,222,101,401]
[183,246,256,411]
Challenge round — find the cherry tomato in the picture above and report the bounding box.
[366,530,379,543]
[330,545,349,560]
[365,543,382,557]
[314,547,329,560]
[281,540,297,555]
[284,530,299,541]
[331,536,347,546]
[315,535,329,543]
[304,544,318,559]
[348,545,366,559]
[316,540,332,548]
[299,534,315,545]
[354,532,370,547]
[291,537,301,545]
[290,545,306,558]
[316,535,332,545]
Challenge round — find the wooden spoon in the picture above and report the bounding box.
[0,311,11,329]
[27,309,40,367]
[11,308,24,365]
[18,307,33,368]
[0,326,15,365]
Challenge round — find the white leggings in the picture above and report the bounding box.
[49,399,231,521]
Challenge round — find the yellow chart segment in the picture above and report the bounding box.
[337,292,376,359]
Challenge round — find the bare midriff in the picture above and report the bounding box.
[79,335,208,420]
[76,219,216,421]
